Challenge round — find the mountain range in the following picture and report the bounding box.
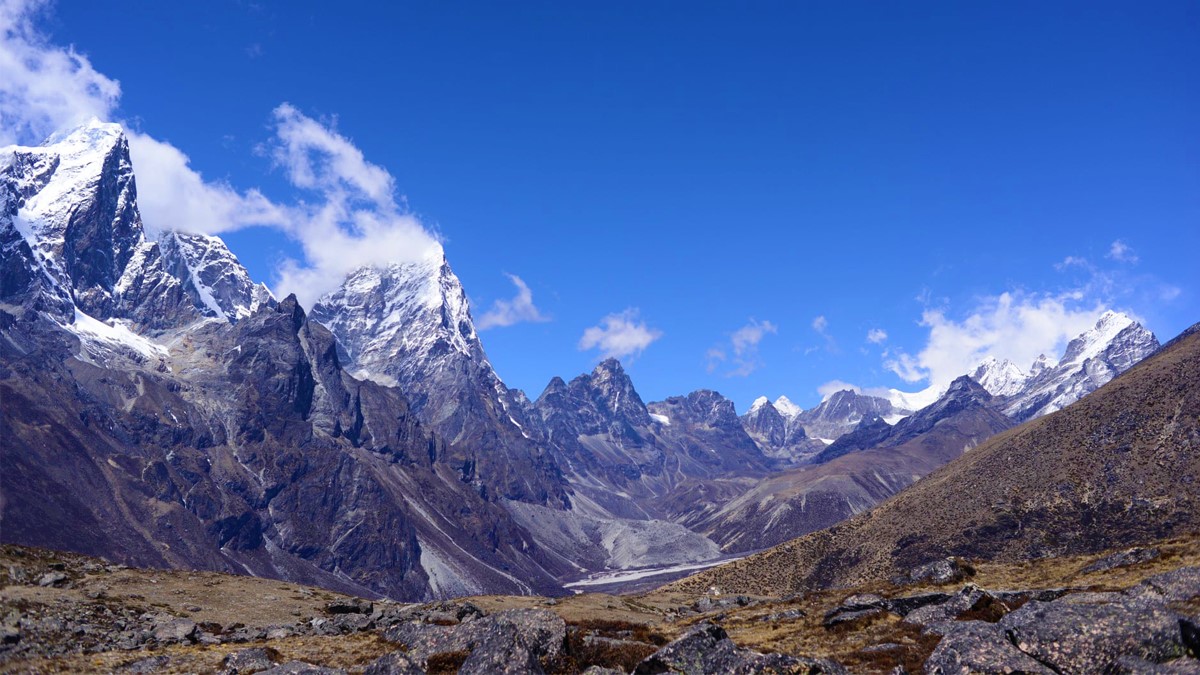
[0,121,1165,601]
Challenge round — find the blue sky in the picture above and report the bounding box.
[7,1,1198,410]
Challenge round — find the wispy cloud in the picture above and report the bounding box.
[810,314,838,353]
[1107,240,1138,264]
[1054,255,1088,271]
[866,328,887,344]
[708,318,777,377]
[579,309,662,361]
[477,274,549,330]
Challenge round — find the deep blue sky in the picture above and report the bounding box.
[44,1,1199,409]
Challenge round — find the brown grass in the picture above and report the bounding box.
[426,649,471,674]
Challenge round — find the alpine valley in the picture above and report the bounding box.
[3,122,1198,674]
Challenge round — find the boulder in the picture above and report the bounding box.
[152,618,197,643]
[1081,547,1161,574]
[924,621,1054,674]
[633,621,845,674]
[1000,593,1189,673]
[222,647,280,674]
[362,652,424,675]
[324,598,373,615]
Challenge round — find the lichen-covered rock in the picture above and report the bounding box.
[923,621,1053,674]
[1000,593,1189,673]
[222,647,279,674]
[383,607,565,671]
[904,586,991,627]
[362,652,424,675]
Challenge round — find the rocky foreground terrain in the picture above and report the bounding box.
[3,537,1199,674]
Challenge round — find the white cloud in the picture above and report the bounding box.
[710,319,777,377]
[883,291,1105,389]
[0,0,120,146]
[812,315,828,333]
[1107,240,1139,264]
[265,104,441,306]
[866,328,887,344]
[817,379,861,399]
[125,132,290,237]
[477,274,549,330]
[579,309,662,361]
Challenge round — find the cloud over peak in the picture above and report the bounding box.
[883,290,1105,387]
[579,309,662,361]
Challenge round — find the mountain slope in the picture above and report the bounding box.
[675,320,1200,596]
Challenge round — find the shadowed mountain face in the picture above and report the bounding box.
[675,320,1200,596]
[0,297,573,600]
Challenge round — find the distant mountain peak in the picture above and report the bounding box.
[773,395,802,419]
[969,356,1028,397]
[1003,311,1158,421]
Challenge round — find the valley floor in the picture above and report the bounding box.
[3,535,1199,673]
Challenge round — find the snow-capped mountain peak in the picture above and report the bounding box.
[749,395,771,414]
[158,231,273,322]
[1028,353,1055,377]
[3,120,264,331]
[969,356,1029,397]
[1059,310,1135,367]
[311,242,485,380]
[773,395,802,419]
[1003,310,1158,421]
